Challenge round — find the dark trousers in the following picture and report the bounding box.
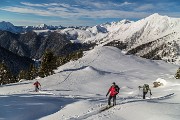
[35,86,39,92]
[143,92,147,99]
[108,95,116,105]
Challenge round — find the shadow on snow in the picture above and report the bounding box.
[0,94,77,120]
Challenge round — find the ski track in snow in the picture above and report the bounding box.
[56,48,102,86]
[69,93,175,120]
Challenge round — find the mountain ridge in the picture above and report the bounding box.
[1,13,180,65]
[0,45,33,74]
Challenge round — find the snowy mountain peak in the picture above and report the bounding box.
[148,13,161,18]
[120,19,132,24]
[35,24,48,28]
[143,13,180,32]
[0,21,15,30]
[86,25,107,34]
[144,13,176,23]
[109,19,132,26]
[0,21,22,33]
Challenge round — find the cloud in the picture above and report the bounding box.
[134,1,180,12]
[1,1,180,26]
[162,12,180,18]
[135,4,155,11]
[1,1,179,21]
[20,2,70,8]
[77,1,134,9]
[47,7,69,12]
[21,2,47,7]
[120,2,134,6]
[7,18,96,26]
[0,7,56,16]
[86,10,148,19]
[0,4,149,19]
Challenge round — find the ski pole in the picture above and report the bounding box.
[150,92,152,99]
[138,86,141,96]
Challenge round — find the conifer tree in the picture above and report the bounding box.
[17,70,27,81]
[0,62,16,85]
[39,50,57,77]
[28,64,38,80]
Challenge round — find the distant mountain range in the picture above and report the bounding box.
[57,13,180,65]
[0,13,180,74]
[0,21,87,33]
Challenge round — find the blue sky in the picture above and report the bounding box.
[0,0,180,26]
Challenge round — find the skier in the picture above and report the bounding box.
[106,82,120,106]
[139,84,152,99]
[33,81,41,92]
[175,67,180,79]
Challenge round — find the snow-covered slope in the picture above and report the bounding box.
[81,13,180,45]
[58,28,94,43]
[105,14,180,65]
[0,46,179,120]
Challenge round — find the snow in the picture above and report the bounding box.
[58,28,94,43]
[57,14,180,58]
[155,78,167,86]
[35,24,48,28]
[0,46,180,120]
[33,30,51,34]
[2,14,180,65]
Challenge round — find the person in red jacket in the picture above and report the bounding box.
[106,82,120,106]
[33,81,41,92]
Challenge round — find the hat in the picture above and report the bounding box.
[112,82,116,85]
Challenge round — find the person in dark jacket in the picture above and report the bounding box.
[139,84,152,99]
[33,81,41,92]
[106,82,120,106]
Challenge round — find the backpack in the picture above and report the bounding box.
[143,84,149,92]
[115,85,120,93]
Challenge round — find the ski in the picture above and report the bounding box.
[99,105,114,112]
